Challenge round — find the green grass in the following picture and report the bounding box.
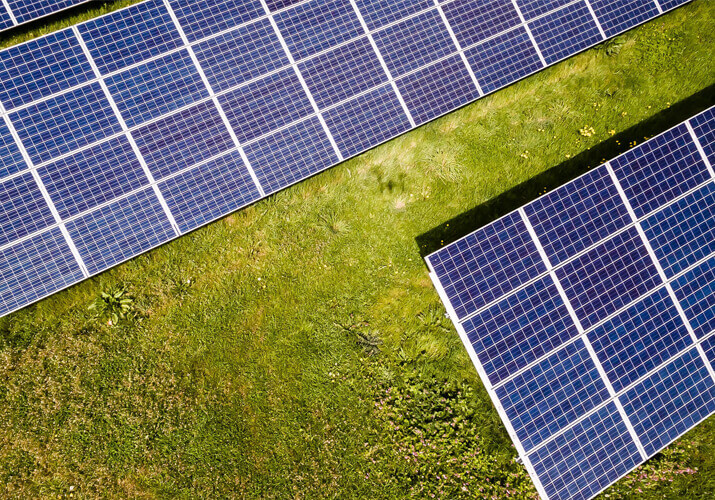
[1,1,715,498]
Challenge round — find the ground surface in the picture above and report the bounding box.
[1,1,714,498]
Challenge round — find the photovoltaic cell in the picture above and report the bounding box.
[671,257,715,339]
[523,166,631,266]
[0,121,26,180]
[265,0,304,12]
[514,0,574,21]
[590,0,659,37]
[609,123,709,218]
[8,0,87,24]
[659,0,690,12]
[641,182,715,278]
[396,54,480,125]
[621,348,715,456]
[689,107,715,166]
[355,0,432,30]
[462,274,579,386]
[0,28,93,111]
[442,0,521,48]
[587,287,692,393]
[167,0,264,43]
[0,5,12,31]
[0,172,54,247]
[702,336,715,366]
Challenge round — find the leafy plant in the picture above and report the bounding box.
[601,35,626,56]
[88,286,135,325]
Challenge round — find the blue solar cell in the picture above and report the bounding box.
[194,18,289,93]
[37,136,148,219]
[167,0,264,43]
[219,68,313,144]
[689,107,715,167]
[671,257,715,339]
[495,339,610,452]
[65,188,175,275]
[0,172,54,247]
[621,348,715,457]
[354,0,432,30]
[641,182,715,279]
[463,274,580,386]
[0,120,26,181]
[442,0,520,49]
[7,0,86,24]
[274,0,363,60]
[133,100,235,180]
[528,1,603,64]
[514,0,574,20]
[77,0,183,74]
[323,84,411,157]
[10,82,122,165]
[105,49,209,129]
[555,227,661,330]
[590,0,659,37]
[159,150,261,233]
[299,37,387,109]
[244,116,338,195]
[396,55,480,126]
[0,28,93,110]
[528,402,641,500]
[588,287,693,393]
[0,5,12,31]
[659,0,690,12]
[427,211,547,320]
[524,165,631,266]
[464,26,544,94]
[702,336,715,366]
[372,10,456,77]
[0,228,84,317]
[265,0,303,11]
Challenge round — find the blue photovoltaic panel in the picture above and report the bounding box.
[660,0,690,12]
[265,0,303,12]
[0,172,54,247]
[587,287,693,393]
[0,121,25,180]
[442,0,520,48]
[0,28,93,111]
[323,84,411,157]
[396,54,480,126]
[0,228,84,317]
[671,257,715,339]
[690,107,715,165]
[159,150,261,233]
[527,402,641,500]
[524,166,631,266]
[133,100,235,180]
[428,211,547,320]
[495,339,610,452]
[10,82,122,165]
[299,38,387,109]
[356,0,432,30]
[464,26,544,94]
[621,349,715,456]
[462,274,579,386]
[641,182,715,278]
[105,49,209,129]
[37,136,148,219]
[514,0,574,21]
[167,0,264,43]
[219,68,313,144]
[8,0,86,24]
[274,0,363,60]
[528,1,603,64]
[77,0,183,75]
[556,227,661,330]
[703,336,715,366]
[244,116,338,195]
[590,0,659,38]
[372,10,455,77]
[193,18,289,93]
[0,5,12,31]
[609,123,710,219]
[65,187,175,275]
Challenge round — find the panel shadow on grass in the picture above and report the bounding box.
[415,85,715,259]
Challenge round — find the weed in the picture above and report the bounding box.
[88,286,135,325]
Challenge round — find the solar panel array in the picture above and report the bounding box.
[0,0,693,316]
[0,0,90,32]
[426,106,715,500]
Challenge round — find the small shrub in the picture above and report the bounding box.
[88,285,135,325]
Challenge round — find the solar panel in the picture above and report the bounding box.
[0,0,696,319]
[426,108,715,500]
[0,1,91,32]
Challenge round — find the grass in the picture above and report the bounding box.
[1,1,715,498]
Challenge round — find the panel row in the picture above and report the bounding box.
[0,1,90,32]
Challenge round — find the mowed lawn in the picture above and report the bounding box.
[1,1,714,498]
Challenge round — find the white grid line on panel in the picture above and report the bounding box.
[605,161,715,385]
[162,0,267,197]
[72,26,181,236]
[509,0,547,66]
[1,0,17,25]
[584,0,607,40]
[258,0,345,161]
[653,0,664,15]
[518,208,648,461]
[0,100,90,277]
[347,0,417,127]
[685,120,715,178]
[431,0,484,96]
